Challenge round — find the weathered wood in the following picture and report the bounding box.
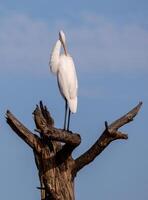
[6,101,142,200]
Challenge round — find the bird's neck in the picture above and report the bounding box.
[50,40,61,74]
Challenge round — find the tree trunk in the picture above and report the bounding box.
[34,143,75,200]
[6,101,142,200]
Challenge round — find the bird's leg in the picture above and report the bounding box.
[67,108,71,132]
[63,100,68,130]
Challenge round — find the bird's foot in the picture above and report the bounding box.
[62,128,72,133]
[66,129,73,133]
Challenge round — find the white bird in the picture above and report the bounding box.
[49,30,78,131]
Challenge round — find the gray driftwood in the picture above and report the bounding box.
[6,101,142,200]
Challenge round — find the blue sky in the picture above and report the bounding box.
[0,0,148,200]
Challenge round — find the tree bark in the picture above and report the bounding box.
[6,101,142,200]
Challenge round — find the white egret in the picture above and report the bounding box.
[49,30,78,131]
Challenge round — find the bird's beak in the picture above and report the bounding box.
[62,42,68,56]
[59,33,67,55]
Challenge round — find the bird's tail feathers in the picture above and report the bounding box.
[68,97,77,113]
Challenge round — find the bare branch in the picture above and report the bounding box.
[43,128,81,147]
[6,110,43,153]
[73,102,142,175]
[33,102,81,147]
[109,101,142,131]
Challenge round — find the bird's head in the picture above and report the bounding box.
[59,30,67,55]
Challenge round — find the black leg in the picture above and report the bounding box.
[63,100,68,130]
[67,108,71,131]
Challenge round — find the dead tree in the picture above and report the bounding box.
[6,101,142,200]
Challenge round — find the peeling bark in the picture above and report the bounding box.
[6,101,142,200]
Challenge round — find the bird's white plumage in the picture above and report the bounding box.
[57,54,78,113]
[50,40,61,74]
[49,31,78,114]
